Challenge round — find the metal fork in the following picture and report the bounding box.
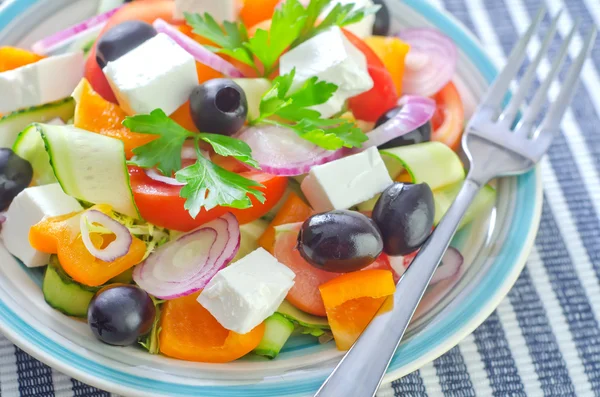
[315,8,597,397]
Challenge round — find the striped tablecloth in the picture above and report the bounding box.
[1,0,600,395]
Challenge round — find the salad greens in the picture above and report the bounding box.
[251,69,368,150]
[123,109,265,217]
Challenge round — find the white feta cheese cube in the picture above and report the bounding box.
[198,248,296,334]
[1,184,83,268]
[301,147,393,212]
[322,0,377,38]
[0,52,84,114]
[279,26,373,118]
[173,0,238,22]
[103,33,198,115]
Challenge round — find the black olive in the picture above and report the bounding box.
[376,106,432,149]
[88,284,155,346]
[0,149,33,210]
[96,21,157,68]
[372,0,391,36]
[297,210,384,273]
[189,79,248,136]
[372,182,434,256]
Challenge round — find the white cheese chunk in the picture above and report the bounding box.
[103,33,198,115]
[0,52,84,114]
[322,0,377,38]
[173,0,238,22]
[301,147,393,212]
[1,184,83,268]
[279,26,373,118]
[198,248,296,334]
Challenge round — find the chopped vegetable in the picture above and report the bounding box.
[430,247,464,285]
[0,47,44,72]
[159,292,265,363]
[254,313,295,359]
[364,36,410,94]
[259,192,313,253]
[132,213,240,300]
[239,0,281,29]
[80,209,133,262]
[430,82,465,151]
[29,205,146,286]
[319,269,395,350]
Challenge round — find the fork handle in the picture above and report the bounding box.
[314,178,483,397]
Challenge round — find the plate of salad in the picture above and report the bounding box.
[0,0,541,396]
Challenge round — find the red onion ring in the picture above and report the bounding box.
[237,124,346,176]
[133,213,240,300]
[80,210,133,262]
[357,95,436,151]
[153,19,244,78]
[397,28,458,97]
[430,247,464,284]
[145,168,186,186]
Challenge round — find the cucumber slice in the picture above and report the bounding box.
[13,124,57,185]
[277,300,330,330]
[233,78,271,120]
[232,219,270,262]
[254,313,295,359]
[0,98,74,149]
[434,183,496,227]
[380,142,465,190]
[35,123,140,219]
[43,256,99,318]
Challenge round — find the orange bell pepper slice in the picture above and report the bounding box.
[319,269,396,350]
[159,292,265,363]
[29,205,146,287]
[73,79,157,159]
[258,192,314,254]
[364,36,410,95]
[240,0,280,31]
[0,47,44,72]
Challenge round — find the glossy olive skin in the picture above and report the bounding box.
[376,106,432,149]
[87,284,155,346]
[189,79,249,136]
[96,21,157,68]
[297,210,384,273]
[0,149,33,210]
[372,0,391,36]
[373,183,435,256]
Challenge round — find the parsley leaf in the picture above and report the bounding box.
[316,3,380,35]
[123,110,264,217]
[252,70,368,150]
[176,154,265,217]
[124,109,191,176]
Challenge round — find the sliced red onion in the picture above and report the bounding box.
[31,7,121,54]
[430,247,464,285]
[397,28,457,97]
[133,213,240,300]
[145,168,186,186]
[80,210,133,262]
[0,212,6,225]
[357,95,436,151]
[237,124,345,176]
[153,19,244,78]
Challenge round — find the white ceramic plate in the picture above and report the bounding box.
[0,1,542,396]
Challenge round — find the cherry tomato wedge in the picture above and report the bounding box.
[344,30,399,122]
[84,0,176,102]
[430,82,465,151]
[128,166,288,231]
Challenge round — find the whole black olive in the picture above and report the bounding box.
[372,0,391,36]
[297,210,384,273]
[372,182,434,256]
[96,21,157,68]
[0,149,33,210]
[88,284,155,346]
[376,106,432,149]
[189,79,248,135]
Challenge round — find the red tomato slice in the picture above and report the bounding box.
[84,0,177,102]
[430,82,465,151]
[128,166,288,231]
[344,30,399,122]
[274,223,398,317]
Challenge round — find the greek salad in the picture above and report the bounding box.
[0,0,495,362]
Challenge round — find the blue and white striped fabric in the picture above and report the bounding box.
[1,0,599,395]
